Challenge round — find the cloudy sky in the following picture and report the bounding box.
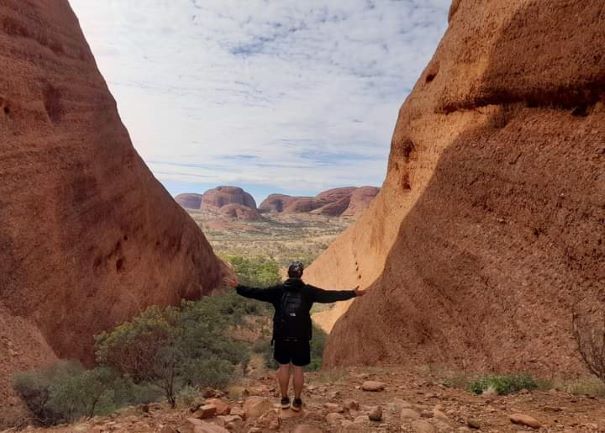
[69,0,450,203]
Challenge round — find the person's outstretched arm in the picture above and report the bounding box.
[227,276,280,303]
[309,284,366,303]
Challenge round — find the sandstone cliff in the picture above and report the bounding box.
[308,0,604,375]
[0,0,227,425]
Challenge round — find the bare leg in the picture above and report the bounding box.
[277,364,291,398]
[292,366,304,399]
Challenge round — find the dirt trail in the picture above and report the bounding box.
[9,366,604,433]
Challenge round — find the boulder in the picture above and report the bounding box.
[197,404,217,419]
[368,406,383,422]
[243,397,274,419]
[323,403,343,413]
[361,380,386,392]
[205,399,231,416]
[255,409,280,430]
[411,420,436,433]
[180,418,229,433]
[401,409,421,420]
[326,412,345,426]
[509,413,542,429]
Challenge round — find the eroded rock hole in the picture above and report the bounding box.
[3,105,9,116]
[401,172,412,190]
[402,139,416,162]
[43,84,64,124]
[571,104,589,117]
[424,62,439,84]
[116,258,125,273]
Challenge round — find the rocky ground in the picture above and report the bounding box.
[8,366,604,433]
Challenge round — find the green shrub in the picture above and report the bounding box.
[468,374,538,395]
[223,255,281,287]
[308,325,327,371]
[177,385,200,407]
[13,361,125,426]
[95,299,249,408]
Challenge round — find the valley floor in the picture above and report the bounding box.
[8,365,605,433]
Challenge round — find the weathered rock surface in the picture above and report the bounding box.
[219,203,261,221]
[243,397,273,419]
[0,0,228,425]
[341,187,380,217]
[258,186,379,217]
[201,186,256,210]
[509,413,542,429]
[361,381,386,392]
[309,0,605,375]
[258,194,296,213]
[316,187,357,201]
[199,186,261,221]
[175,193,203,209]
[181,418,229,433]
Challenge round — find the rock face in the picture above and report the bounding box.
[201,186,256,210]
[199,186,260,221]
[341,187,380,217]
[219,203,261,221]
[175,193,203,209]
[258,187,379,217]
[0,0,228,425]
[257,194,296,213]
[308,0,604,375]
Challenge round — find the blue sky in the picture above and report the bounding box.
[69,0,450,203]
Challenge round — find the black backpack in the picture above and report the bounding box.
[277,287,308,341]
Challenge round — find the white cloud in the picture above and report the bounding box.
[69,0,449,201]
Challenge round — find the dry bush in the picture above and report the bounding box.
[572,300,605,382]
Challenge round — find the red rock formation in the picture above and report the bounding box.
[0,1,228,424]
[316,187,357,203]
[311,187,357,216]
[219,204,261,221]
[258,194,296,213]
[258,187,378,217]
[341,187,380,217]
[311,197,351,217]
[201,186,256,210]
[309,0,604,375]
[283,197,320,213]
[175,193,203,209]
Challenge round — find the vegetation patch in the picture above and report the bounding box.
[13,361,160,426]
[443,371,542,396]
[468,374,538,395]
[14,254,334,426]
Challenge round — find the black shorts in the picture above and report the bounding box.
[273,339,311,367]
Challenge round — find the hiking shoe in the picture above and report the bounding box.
[280,396,290,409]
[291,397,303,412]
